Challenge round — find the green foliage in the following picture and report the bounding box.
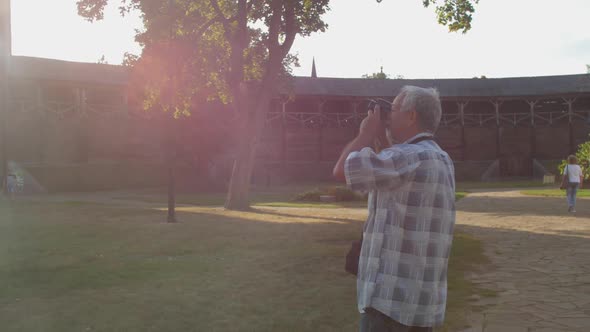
[77,0,478,118]
[294,186,365,202]
[425,0,479,33]
[361,66,405,79]
[362,72,389,79]
[77,0,479,208]
[97,55,108,64]
[362,66,389,79]
[377,0,479,33]
[77,0,332,118]
[455,191,467,201]
[558,135,590,180]
[292,189,320,202]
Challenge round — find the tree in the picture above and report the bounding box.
[362,67,404,80]
[124,41,195,223]
[123,39,234,221]
[377,0,480,33]
[559,134,590,180]
[78,0,479,210]
[362,66,389,79]
[97,55,108,64]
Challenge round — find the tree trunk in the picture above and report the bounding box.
[167,163,177,222]
[223,5,291,210]
[75,88,89,163]
[224,88,272,211]
[164,117,178,223]
[224,142,255,210]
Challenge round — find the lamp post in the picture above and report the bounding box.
[0,0,11,194]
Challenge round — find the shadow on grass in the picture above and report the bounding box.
[0,199,495,332]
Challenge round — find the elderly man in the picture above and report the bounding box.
[333,86,456,332]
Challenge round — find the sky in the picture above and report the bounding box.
[9,0,590,79]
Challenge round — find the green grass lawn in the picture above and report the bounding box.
[456,180,553,191]
[0,194,489,332]
[115,187,468,208]
[455,191,468,201]
[520,188,590,197]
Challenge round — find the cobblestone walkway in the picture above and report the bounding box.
[456,190,590,332]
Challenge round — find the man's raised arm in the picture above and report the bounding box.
[332,134,373,181]
[332,109,383,181]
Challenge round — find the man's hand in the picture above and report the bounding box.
[362,106,390,151]
[359,108,382,141]
[332,107,388,181]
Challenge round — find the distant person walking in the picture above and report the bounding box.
[5,173,17,198]
[562,155,583,213]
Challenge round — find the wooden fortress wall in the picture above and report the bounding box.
[5,75,590,183]
[254,96,590,181]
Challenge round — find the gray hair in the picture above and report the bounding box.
[398,85,442,133]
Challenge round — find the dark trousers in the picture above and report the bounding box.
[360,308,434,332]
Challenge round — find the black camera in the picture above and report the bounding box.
[366,98,392,122]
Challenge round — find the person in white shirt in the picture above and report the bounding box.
[563,155,584,213]
[5,173,17,199]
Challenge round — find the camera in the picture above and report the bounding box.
[366,98,392,122]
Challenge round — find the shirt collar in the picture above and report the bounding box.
[402,132,434,144]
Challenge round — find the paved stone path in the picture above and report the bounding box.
[456,190,590,332]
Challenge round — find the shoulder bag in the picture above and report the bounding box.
[560,165,570,190]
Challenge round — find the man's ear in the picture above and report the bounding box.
[409,109,418,124]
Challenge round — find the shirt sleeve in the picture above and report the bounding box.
[343,146,420,192]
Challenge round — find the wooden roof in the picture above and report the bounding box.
[9,56,129,86]
[290,75,590,99]
[9,56,590,97]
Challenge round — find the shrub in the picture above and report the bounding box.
[294,186,365,202]
[294,189,322,202]
[558,134,590,180]
[325,186,363,201]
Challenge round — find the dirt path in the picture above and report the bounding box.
[456,190,590,332]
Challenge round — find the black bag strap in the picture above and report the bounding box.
[406,135,434,145]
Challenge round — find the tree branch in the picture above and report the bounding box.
[227,0,249,98]
[196,15,222,37]
[267,0,282,50]
[76,0,109,22]
[237,0,248,28]
[279,3,296,59]
[209,0,228,25]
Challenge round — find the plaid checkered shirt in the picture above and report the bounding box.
[344,132,456,327]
